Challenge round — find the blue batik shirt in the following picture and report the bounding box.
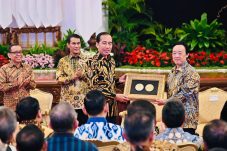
[74,117,125,143]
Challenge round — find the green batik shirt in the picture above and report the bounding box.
[85,53,119,116]
[167,61,200,129]
[56,53,88,109]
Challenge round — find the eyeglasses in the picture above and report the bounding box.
[9,51,22,55]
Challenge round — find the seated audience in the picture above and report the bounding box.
[15,96,53,137]
[203,119,227,150]
[47,102,97,151]
[113,100,178,151]
[155,99,203,147]
[16,124,46,151]
[0,107,17,151]
[75,90,125,142]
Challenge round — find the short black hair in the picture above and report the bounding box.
[8,44,20,52]
[124,112,154,145]
[172,42,189,54]
[16,97,40,122]
[84,90,106,116]
[162,99,185,128]
[96,32,110,43]
[16,124,44,151]
[50,102,77,132]
[66,34,81,44]
[203,119,227,150]
[127,100,156,118]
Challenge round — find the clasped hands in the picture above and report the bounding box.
[17,75,31,88]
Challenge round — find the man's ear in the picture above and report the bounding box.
[148,131,154,143]
[82,106,88,116]
[36,110,42,121]
[73,119,78,131]
[123,132,129,141]
[103,103,109,113]
[7,53,11,59]
[42,141,47,151]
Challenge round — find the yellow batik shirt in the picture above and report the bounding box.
[167,61,200,129]
[56,53,88,109]
[0,61,36,110]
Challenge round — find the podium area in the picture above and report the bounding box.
[0,69,227,106]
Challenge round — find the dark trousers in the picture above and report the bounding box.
[75,109,88,126]
[183,128,196,135]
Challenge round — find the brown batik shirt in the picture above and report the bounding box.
[85,53,120,117]
[167,61,200,129]
[56,53,88,109]
[0,61,36,110]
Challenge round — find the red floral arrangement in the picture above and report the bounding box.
[0,55,9,67]
[124,46,227,67]
[188,50,227,67]
[123,46,172,67]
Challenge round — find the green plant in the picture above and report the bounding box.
[141,22,178,52]
[25,44,58,55]
[0,44,9,57]
[178,13,227,52]
[103,0,153,51]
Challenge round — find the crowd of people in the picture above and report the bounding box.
[0,32,226,151]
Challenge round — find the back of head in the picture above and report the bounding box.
[209,148,227,151]
[203,119,227,150]
[16,124,44,151]
[50,102,77,132]
[124,112,154,146]
[84,90,106,116]
[0,107,17,144]
[127,100,156,118]
[16,97,40,122]
[162,99,185,128]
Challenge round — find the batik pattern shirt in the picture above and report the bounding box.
[113,141,178,151]
[85,53,119,116]
[56,53,88,109]
[167,61,200,129]
[155,128,203,147]
[74,117,125,143]
[0,61,36,110]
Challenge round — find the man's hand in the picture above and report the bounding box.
[119,74,127,83]
[153,99,166,106]
[115,94,129,103]
[74,68,83,79]
[20,76,31,88]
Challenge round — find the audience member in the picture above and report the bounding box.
[47,102,97,151]
[85,32,129,124]
[0,107,17,151]
[16,124,46,151]
[155,42,200,135]
[203,119,227,150]
[113,100,178,151]
[155,99,203,147]
[15,96,53,137]
[56,34,88,125]
[75,90,125,142]
[0,44,36,110]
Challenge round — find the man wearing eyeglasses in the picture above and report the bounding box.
[0,44,36,110]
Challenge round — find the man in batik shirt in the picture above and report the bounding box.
[56,34,88,125]
[0,44,36,110]
[155,42,200,135]
[85,32,129,124]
